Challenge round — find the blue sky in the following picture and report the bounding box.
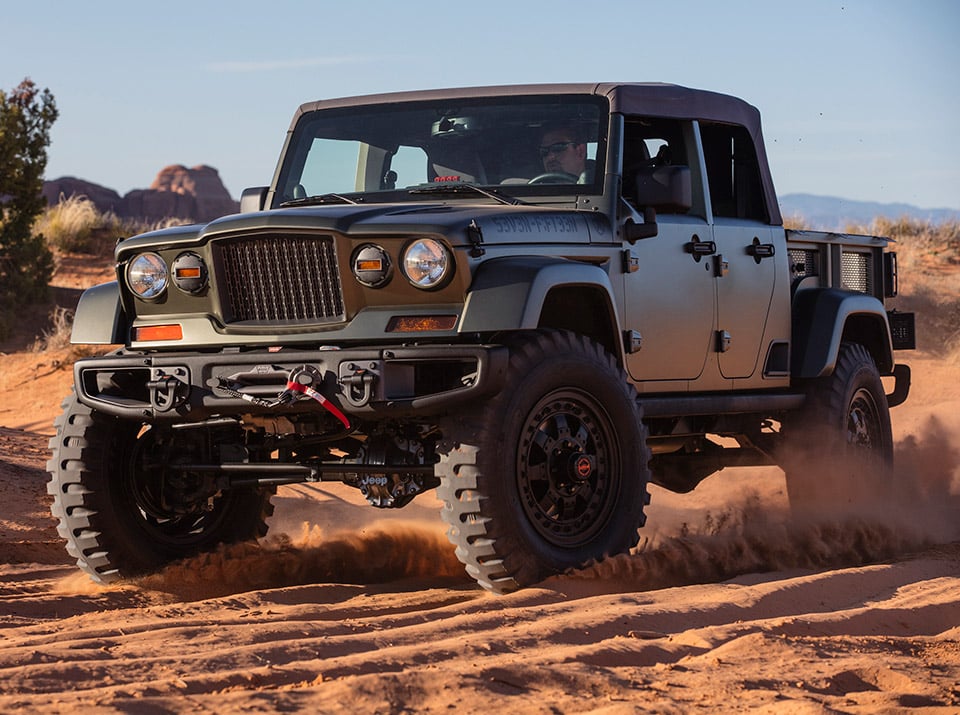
[3,0,958,209]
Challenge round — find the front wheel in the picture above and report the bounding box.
[47,392,275,582]
[783,342,893,513]
[436,331,651,593]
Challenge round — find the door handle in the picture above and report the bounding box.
[684,236,717,262]
[746,237,776,263]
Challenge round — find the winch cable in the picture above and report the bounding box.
[283,378,352,430]
[212,378,280,408]
[213,367,352,431]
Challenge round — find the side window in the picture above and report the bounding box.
[299,138,364,195]
[388,145,428,188]
[699,122,768,222]
[622,117,690,213]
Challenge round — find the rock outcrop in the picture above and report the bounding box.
[42,165,240,223]
[42,177,123,215]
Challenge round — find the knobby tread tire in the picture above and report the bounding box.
[436,330,652,594]
[784,341,893,512]
[47,392,275,582]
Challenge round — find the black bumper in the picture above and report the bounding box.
[74,344,508,422]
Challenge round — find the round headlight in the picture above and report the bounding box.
[127,252,168,300]
[402,238,452,289]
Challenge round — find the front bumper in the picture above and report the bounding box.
[74,344,508,422]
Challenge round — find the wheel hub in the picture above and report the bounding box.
[847,388,880,449]
[568,452,594,482]
[517,391,618,547]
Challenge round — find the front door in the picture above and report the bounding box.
[624,216,716,383]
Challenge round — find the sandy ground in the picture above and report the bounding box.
[0,253,958,713]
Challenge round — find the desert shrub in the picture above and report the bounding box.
[782,214,809,230]
[844,216,960,269]
[35,197,193,255]
[34,195,122,252]
[30,305,104,359]
[0,78,58,339]
[30,305,74,352]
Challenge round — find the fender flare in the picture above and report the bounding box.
[459,255,621,344]
[791,287,894,378]
[71,282,128,345]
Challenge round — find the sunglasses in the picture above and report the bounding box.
[538,141,578,158]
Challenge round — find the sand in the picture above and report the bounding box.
[0,252,957,713]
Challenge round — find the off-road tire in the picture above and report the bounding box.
[436,330,651,594]
[784,341,893,513]
[47,392,275,582]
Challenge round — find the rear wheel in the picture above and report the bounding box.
[784,342,893,513]
[436,330,651,593]
[47,392,275,582]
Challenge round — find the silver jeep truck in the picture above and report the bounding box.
[48,83,915,593]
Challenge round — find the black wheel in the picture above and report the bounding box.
[783,342,893,513]
[436,330,651,593]
[47,392,275,582]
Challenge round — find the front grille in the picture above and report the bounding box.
[216,234,345,324]
[841,251,872,294]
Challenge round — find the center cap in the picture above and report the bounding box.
[572,454,594,481]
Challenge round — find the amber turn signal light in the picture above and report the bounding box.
[134,324,183,341]
[386,315,457,332]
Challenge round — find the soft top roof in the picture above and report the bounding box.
[293,82,760,129]
[291,83,780,225]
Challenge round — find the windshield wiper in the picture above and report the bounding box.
[280,193,361,207]
[408,182,524,206]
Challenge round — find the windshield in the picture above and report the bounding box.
[272,94,608,207]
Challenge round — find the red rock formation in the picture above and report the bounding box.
[43,165,240,223]
[144,165,239,222]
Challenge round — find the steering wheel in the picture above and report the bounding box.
[527,172,578,185]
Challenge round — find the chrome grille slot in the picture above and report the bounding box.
[841,251,872,294]
[216,234,345,324]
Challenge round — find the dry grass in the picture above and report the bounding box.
[34,195,124,253]
[29,305,103,360]
[859,218,960,361]
[34,195,190,254]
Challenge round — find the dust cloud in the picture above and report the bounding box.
[562,416,960,593]
[135,521,469,601]
[88,419,959,602]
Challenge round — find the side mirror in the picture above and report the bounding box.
[624,166,693,244]
[240,186,268,213]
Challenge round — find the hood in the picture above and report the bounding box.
[117,201,602,258]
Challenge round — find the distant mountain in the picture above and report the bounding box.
[778,193,960,231]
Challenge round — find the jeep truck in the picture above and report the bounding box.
[48,83,915,593]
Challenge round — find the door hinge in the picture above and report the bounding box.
[715,330,732,353]
[623,329,643,354]
[713,254,729,278]
[621,249,639,273]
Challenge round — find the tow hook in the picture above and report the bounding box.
[341,365,376,407]
[147,368,189,412]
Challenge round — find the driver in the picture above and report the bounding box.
[538,126,589,181]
